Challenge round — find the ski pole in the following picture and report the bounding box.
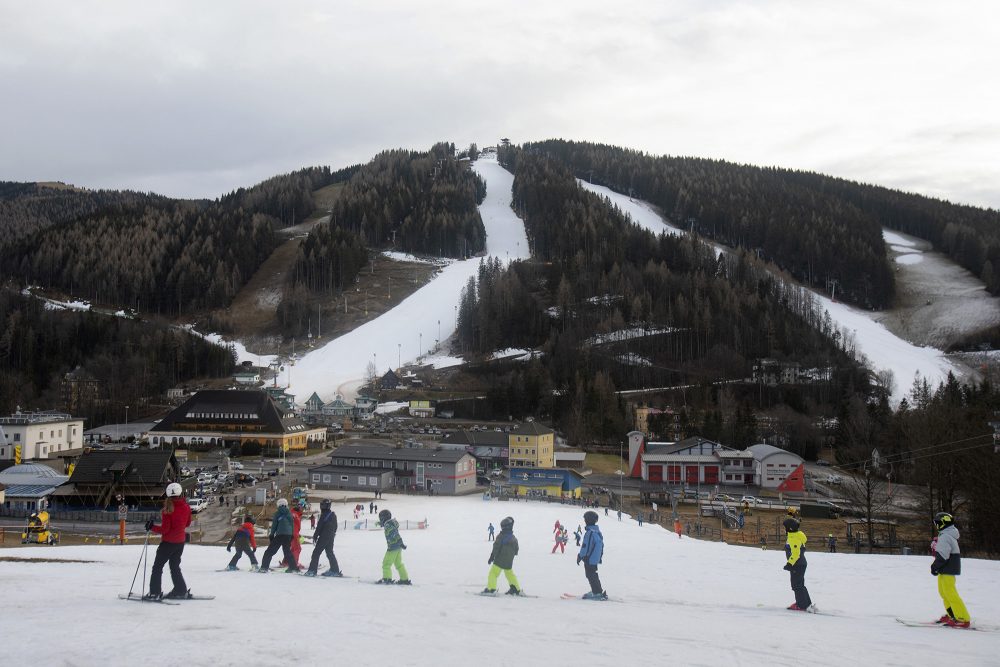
[127,528,151,598]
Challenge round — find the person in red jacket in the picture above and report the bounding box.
[280,501,305,570]
[144,482,192,600]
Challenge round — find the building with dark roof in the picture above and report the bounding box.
[54,450,185,509]
[0,463,69,512]
[309,444,475,494]
[147,390,325,452]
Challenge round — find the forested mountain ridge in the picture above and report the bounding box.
[453,147,869,445]
[517,139,998,309]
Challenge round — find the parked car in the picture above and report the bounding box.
[715,494,737,502]
[231,462,244,470]
[816,460,831,467]
[189,498,209,513]
[825,474,843,485]
[740,495,763,506]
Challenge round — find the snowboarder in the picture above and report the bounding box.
[483,516,522,595]
[226,515,258,571]
[259,498,298,573]
[144,482,192,600]
[577,510,607,600]
[783,516,812,612]
[377,509,410,584]
[487,523,495,541]
[931,512,970,628]
[306,499,341,577]
[574,526,582,546]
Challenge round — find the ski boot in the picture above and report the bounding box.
[943,618,971,629]
[303,570,318,577]
[284,567,300,574]
[257,567,270,573]
[249,564,260,572]
[481,588,497,595]
[165,589,192,600]
[142,591,163,601]
[395,579,412,585]
[375,578,394,584]
[787,603,806,612]
[505,587,521,596]
[226,564,239,571]
[321,570,344,577]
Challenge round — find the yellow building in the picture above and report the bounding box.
[508,421,555,468]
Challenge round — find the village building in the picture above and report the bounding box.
[309,443,476,494]
[0,410,85,463]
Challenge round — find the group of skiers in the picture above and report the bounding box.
[140,483,970,621]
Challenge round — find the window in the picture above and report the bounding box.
[340,475,349,482]
[323,474,332,483]
[358,476,367,486]
[369,477,377,485]
[14,433,20,441]
[312,474,320,482]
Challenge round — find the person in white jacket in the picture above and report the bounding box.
[930,512,970,628]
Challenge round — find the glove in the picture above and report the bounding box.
[930,564,940,576]
[488,557,494,565]
[253,548,257,554]
[576,556,582,565]
[145,519,155,531]
[227,546,232,552]
[402,544,407,550]
[783,563,792,571]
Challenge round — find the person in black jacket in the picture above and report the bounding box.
[306,499,342,577]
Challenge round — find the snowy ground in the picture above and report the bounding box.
[3,494,997,666]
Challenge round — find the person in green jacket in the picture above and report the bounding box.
[483,516,522,595]
[377,509,411,584]
[259,498,298,573]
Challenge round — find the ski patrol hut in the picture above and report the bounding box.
[506,467,584,499]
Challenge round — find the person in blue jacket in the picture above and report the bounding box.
[576,510,607,600]
[259,498,298,573]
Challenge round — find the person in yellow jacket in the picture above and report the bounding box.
[783,517,813,612]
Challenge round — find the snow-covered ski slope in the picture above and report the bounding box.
[3,495,997,666]
[578,180,962,404]
[290,155,528,401]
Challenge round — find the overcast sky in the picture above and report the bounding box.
[2,1,998,209]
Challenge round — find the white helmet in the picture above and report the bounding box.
[166,482,183,498]
[276,498,288,507]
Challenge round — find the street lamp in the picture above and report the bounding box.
[124,405,129,443]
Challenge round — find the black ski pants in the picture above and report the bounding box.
[260,534,296,570]
[150,541,186,596]
[789,560,812,609]
[584,562,603,594]
[228,543,258,568]
[308,538,339,573]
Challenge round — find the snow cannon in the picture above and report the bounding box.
[21,510,59,545]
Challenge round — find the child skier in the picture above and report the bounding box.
[783,516,812,612]
[931,512,970,628]
[226,515,258,571]
[551,527,568,554]
[280,501,304,571]
[577,510,607,600]
[488,522,495,541]
[574,525,582,546]
[259,498,298,573]
[483,516,522,595]
[377,509,411,584]
[306,498,341,577]
[144,482,193,600]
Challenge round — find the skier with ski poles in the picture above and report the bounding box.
[143,482,192,600]
[783,516,813,612]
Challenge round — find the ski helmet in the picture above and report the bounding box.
[934,512,954,531]
[583,510,599,526]
[165,482,183,498]
[245,515,255,524]
[500,516,514,530]
[379,509,391,522]
[276,498,288,507]
[783,517,800,532]
[320,499,332,510]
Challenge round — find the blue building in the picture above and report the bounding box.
[507,467,584,498]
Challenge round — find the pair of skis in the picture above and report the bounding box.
[118,592,215,605]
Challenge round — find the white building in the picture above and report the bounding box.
[748,443,805,490]
[0,411,85,462]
